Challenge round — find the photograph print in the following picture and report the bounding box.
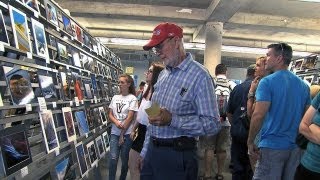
[39,110,60,154]
[9,5,31,52]
[4,67,36,105]
[61,107,76,142]
[57,42,68,59]
[31,18,49,62]
[86,141,98,167]
[95,136,105,158]
[25,0,40,13]
[102,131,110,151]
[38,74,57,99]
[75,111,89,136]
[45,0,58,26]
[98,106,108,124]
[0,124,32,175]
[75,142,88,177]
[75,25,83,43]
[0,10,9,46]
[59,72,70,100]
[55,157,73,180]
[304,55,318,69]
[62,14,72,35]
[84,83,93,99]
[304,75,315,85]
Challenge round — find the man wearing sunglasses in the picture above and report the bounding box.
[139,22,221,180]
[247,43,310,180]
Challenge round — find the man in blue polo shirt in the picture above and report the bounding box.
[247,43,310,180]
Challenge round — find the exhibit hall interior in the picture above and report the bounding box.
[0,0,320,179]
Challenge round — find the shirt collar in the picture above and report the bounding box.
[216,74,227,79]
[166,52,193,72]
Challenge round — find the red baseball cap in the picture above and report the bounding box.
[143,22,183,51]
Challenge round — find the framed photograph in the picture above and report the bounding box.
[86,141,98,167]
[93,107,102,127]
[75,142,88,177]
[0,10,9,46]
[294,58,304,71]
[304,75,314,84]
[57,42,68,59]
[39,110,60,154]
[62,14,72,35]
[0,124,32,175]
[24,0,40,13]
[304,55,317,69]
[55,158,68,180]
[70,20,77,38]
[31,18,49,62]
[59,72,70,100]
[9,5,31,52]
[4,67,36,105]
[71,50,81,68]
[74,111,89,136]
[61,107,76,142]
[98,106,108,124]
[38,74,57,99]
[95,136,105,158]
[84,83,93,99]
[102,131,110,151]
[44,0,58,26]
[85,107,95,130]
[75,25,83,43]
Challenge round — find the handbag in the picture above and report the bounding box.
[296,133,309,150]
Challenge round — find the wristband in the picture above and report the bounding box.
[248,91,255,99]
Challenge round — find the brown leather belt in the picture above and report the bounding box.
[151,136,196,151]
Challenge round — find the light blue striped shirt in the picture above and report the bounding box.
[141,53,221,157]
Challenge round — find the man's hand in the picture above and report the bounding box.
[130,131,136,140]
[138,155,144,171]
[247,142,260,160]
[148,108,172,126]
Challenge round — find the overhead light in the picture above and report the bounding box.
[97,37,312,57]
[176,9,192,14]
[295,0,320,2]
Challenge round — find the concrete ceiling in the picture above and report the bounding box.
[54,0,320,62]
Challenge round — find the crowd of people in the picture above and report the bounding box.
[107,22,320,180]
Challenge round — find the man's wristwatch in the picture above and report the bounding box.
[248,91,255,99]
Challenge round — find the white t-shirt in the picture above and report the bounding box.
[136,98,152,126]
[109,94,138,135]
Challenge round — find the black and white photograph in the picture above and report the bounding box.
[98,106,108,124]
[95,136,105,158]
[86,141,98,167]
[38,74,57,99]
[0,10,9,46]
[61,107,76,142]
[0,124,32,175]
[102,131,110,151]
[39,110,60,154]
[75,142,88,177]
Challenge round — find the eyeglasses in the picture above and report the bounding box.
[151,37,174,56]
[279,43,284,56]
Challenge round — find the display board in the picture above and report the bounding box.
[0,0,122,179]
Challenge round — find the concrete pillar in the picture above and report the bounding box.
[204,22,223,76]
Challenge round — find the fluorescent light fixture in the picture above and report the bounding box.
[296,0,320,2]
[97,37,312,57]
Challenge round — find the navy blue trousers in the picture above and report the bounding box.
[140,142,198,180]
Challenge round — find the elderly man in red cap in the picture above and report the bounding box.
[138,22,221,180]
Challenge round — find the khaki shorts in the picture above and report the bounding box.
[199,126,230,152]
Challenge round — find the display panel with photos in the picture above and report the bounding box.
[86,141,98,167]
[102,131,110,151]
[0,124,32,175]
[4,67,36,105]
[38,74,57,99]
[74,111,89,136]
[0,10,9,46]
[61,107,76,142]
[25,0,40,13]
[45,0,58,26]
[31,18,49,62]
[95,136,105,158]
[39,110,60,154]
[75,142,88,177]
[9,5,31,52]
